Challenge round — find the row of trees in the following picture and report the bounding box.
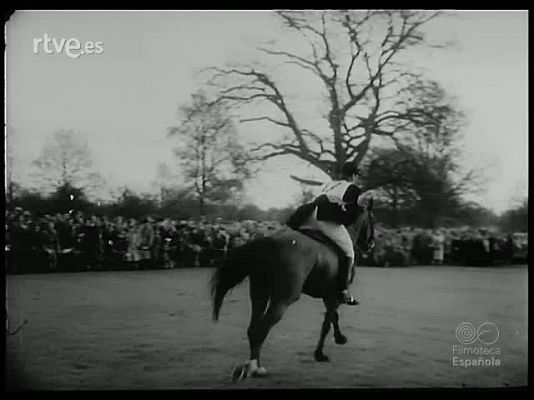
[6,11,527,231]
[7,182,295,223]
[6,180,527,232]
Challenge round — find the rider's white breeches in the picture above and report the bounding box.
[302,207,355,262]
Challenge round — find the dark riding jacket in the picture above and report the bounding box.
[287,184,362,229]
[316,183,362,226]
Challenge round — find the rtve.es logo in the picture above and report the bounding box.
[33,33,104,59]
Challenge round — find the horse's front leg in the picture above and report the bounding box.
[314,299,337,362]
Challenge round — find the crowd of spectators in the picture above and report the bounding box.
[5,208,280,274]
[364,225,528,267]
[5,208,528,274]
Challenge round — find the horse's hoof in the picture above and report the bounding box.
[231,365,247,383]
[252,366,268,377]
[335,334,348,345]
[314,351,330,362]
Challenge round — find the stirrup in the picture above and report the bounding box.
[339,291,359,306]
[345,298,359,306]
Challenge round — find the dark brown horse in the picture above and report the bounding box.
[210,200,375,381]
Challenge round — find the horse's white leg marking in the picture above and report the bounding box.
[247,359,268,377]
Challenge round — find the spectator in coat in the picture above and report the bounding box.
[431,229,445,265]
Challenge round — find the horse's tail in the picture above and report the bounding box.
[210,237,276,321]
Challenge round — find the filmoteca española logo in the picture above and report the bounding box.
[455,322,499,345]
[452,322,501,368]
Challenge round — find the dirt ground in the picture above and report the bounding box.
[6,265,528,390]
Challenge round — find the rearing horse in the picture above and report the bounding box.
[210,200,375,381]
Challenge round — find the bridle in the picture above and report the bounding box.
[358,214,375,257]
[352,205,375,259]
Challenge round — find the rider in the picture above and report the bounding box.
[302,162,363,305]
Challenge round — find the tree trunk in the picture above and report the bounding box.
[199,132,207,219]
[7,181,13,205]
[199,195,205,219]
[391,188,399,228]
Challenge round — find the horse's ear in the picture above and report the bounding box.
[368,197,374,211]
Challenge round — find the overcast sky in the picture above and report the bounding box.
[6,10,528,213]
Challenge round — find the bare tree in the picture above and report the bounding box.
[151,162,180,204]
[365,147,418,225]
[392,78,480,197]
[6,140,16,204]
[168,91,251,217]
[366,79,481,227]
[31,129,103,195]
[205,10,444,179]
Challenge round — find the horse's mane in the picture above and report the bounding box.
[346,205,373,242]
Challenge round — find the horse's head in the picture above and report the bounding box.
[348,198,375,258]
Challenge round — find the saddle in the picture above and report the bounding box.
[296,228,346,259]
[287,202,350,259]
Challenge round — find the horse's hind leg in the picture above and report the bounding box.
[314,299,338,362]
[247,279,271,373]
[332,309,348,345]
[237,299,291,380]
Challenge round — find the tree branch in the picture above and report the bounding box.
[290,175,324,186]
[240,116,290,128]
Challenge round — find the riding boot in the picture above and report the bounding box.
[338,256,359,306]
